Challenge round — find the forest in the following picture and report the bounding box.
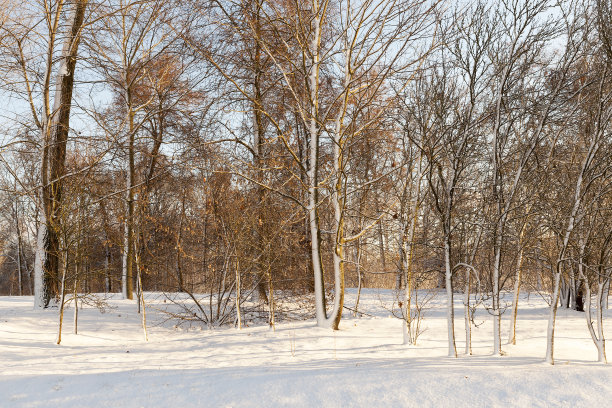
[0,0,611,371]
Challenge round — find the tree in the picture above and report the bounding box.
[0,0,90,307]
[544,29,612,363]
[86,0,178,300]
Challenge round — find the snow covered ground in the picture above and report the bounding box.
[1,289,611,407]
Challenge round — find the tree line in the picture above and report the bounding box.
[0,0,611,363]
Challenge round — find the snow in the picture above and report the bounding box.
[1,289,611,407]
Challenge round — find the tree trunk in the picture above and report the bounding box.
[307,3,327,327]
[444,237,457,357]
[73,274,78,335]
[175,189,186,292]
[464,268,471,355]
[546,261,562,364]
[235,259,242,329]
[377,206,386,271]
[135,245,148,341]
[509,239,525,345]
[122,94,135,300]
[546,138,597,363]
[34,0,88,309]
[595,282,607,362]
[580,262,607,363]
[329,137,345,331]
[354,238,363,317]
[492,242,503,355]
[403,159,422,345]
[251,2,269,305]
[267,267,275,330]
[104,243,111,293]
[56,251,68,344]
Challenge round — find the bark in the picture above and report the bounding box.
[267,267,275,330]
[403,157,423,345]
[307,2,327,327]
[578,256,607,363]
[135,244,148,341]
[491,177,505,356]
[574,279,585,312]
[354,237,363,316]
[34,0,88,309]
[122,87,135,300]
[251,0,269,305]
[560,276,570,309]
[135,121,164,294]
[464,268,471,355]
[329,132,345,331]
[444,237,457,357]
[509,220,527,345]
[377,207,386,270]
[595,283,607,362]
[14,198,24,296]
[235,259,241,329]
[104,242,111,294]
[463,229,481,355]
[56,251,68,344]
[175,189,186,292]
[73,275,78,335]
[508,245,524,345]
[327,41,357,331]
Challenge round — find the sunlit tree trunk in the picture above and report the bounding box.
[34,0,88,308]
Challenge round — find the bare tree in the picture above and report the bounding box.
[545,30,612,363]
[86,0,178,300]
[0,0,90,307]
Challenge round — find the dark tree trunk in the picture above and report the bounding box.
[34,0,89,308]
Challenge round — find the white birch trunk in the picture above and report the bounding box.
[508,249,523,345]
[14,199,23,296]
[104,243,110,294]
[492,243,502,355]
[595,283,607,362]
[581,268,607,363]
[235,259,241,330]
[508,218,528,345]
[444,239,457,357]
[138,268,148,341]
[307,2,326,327]
[545,267,562,364]
[122,101,135,300]
[34,219,49,308]
[546,136,599,364]
[354,240,362,316]
[122,217,130,299]
[73,277,78,335]
[464,269,471,355]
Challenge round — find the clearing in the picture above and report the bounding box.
[1,290,611,407]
